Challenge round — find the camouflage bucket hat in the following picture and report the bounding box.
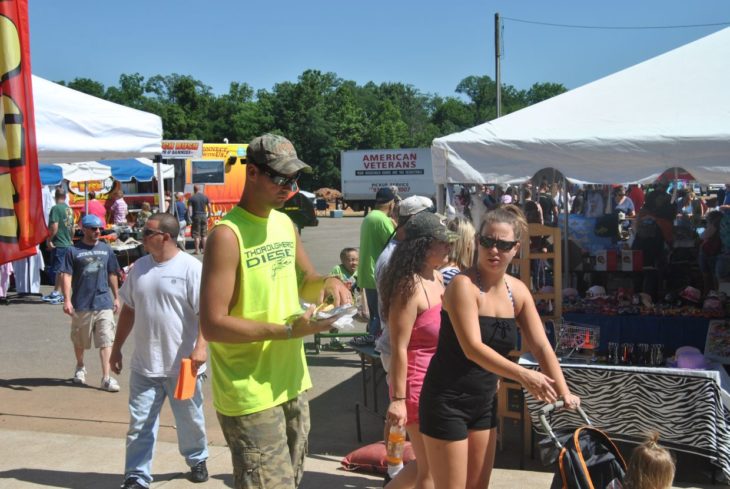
[247,134,312,174]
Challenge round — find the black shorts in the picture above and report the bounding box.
[418,386,498,441]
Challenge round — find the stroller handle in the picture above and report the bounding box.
[537,401,591,449]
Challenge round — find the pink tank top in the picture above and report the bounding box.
[404,303,442,424]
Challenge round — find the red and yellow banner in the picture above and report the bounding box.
[0,0,47,264]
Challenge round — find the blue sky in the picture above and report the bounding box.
[28,0,730,98]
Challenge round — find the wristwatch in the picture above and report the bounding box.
[283,321,293,339]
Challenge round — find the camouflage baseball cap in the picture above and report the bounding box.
[247,134,312,174]
[404,212,458,243]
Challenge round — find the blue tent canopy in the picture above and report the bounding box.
[39,164,64,186]
[39,158,174,186]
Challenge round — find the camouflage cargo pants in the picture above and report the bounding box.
[218,393,310,489]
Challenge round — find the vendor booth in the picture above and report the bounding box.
[431,27,730,481]
[33,74,166,215]
[33,77,165,271]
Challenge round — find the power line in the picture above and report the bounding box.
[502,17,730,30]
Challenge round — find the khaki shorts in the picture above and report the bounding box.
[70,309,116,349]
[217,393,310,489]
[191,215,208,239]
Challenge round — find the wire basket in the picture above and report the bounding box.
[554,319,600,360]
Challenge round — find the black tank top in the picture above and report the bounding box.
[424,278,518,395]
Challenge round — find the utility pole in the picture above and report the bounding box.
[495,12,502,118]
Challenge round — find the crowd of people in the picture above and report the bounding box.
[3,133,682,489]
[453,179,730,303]
[354,189,583,488]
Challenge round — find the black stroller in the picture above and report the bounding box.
[537,400,627,489]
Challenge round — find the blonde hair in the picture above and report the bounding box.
[479,204,528,242]
[446,217,476,270]
[624,432,675,489]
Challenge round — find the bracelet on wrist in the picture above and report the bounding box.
[283,322,293,339]
[391,396,406,401]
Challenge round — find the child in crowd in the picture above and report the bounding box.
[330,247,359,291]
[608,432,675,489]
[326,247,359,350]
[136,202,152,230]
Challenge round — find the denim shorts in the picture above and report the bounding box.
[48,247,69,285]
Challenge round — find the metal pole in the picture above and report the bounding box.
[495,12,502,118]
[155,155,165,213]
[436,184,446,214]
[563,177,570,288]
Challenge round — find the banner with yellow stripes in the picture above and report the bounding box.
[0,0,47,264]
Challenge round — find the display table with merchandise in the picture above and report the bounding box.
[520,354,730,483]
[562,312,710,355]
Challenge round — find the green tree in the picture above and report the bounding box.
[62,70,571,188]
[106,73,147,110]
[455,75,498,124]
[144,74,215,139]
[366,99,408,148]
[430,96,473,136]
[64,78,106,98]
[525,82,568,106]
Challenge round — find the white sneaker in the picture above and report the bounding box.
[101,376,120,392]
[73,366,87,384]
[42,290,62,302]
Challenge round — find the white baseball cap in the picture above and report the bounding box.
[586,285,607,300]
[399,195,434,217]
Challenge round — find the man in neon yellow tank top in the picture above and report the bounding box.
[200,134,352,489]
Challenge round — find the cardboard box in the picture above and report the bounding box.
[594,250,618,271]
[620,250,643,271]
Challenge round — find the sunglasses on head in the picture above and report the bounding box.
[479,235,519,251]
[142,228,165,237]
[254,164,300,188]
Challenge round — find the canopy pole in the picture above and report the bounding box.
[563,178,569,289]
[437,184,446,214]
[84,181,89,216]
[155,155,165,213]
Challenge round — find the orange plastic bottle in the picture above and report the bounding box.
[386,424,406,466]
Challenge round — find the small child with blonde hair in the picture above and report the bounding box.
[608,432,675,489]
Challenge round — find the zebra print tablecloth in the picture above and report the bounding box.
[520,357,730,482]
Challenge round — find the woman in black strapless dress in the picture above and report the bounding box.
[419,205,580,489]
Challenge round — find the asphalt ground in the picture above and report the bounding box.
[0,215,725,488]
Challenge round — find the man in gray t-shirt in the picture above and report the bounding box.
[59,214,121,392]
[187,185,212,254]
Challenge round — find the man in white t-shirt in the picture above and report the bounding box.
[110,213,209,489]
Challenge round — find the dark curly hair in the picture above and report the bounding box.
[380,236,435,319]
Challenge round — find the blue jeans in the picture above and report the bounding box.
[125,371,208,486]
[364,288,381,337]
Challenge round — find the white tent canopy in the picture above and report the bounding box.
[432,27,730,186]
[33,75,163,164]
